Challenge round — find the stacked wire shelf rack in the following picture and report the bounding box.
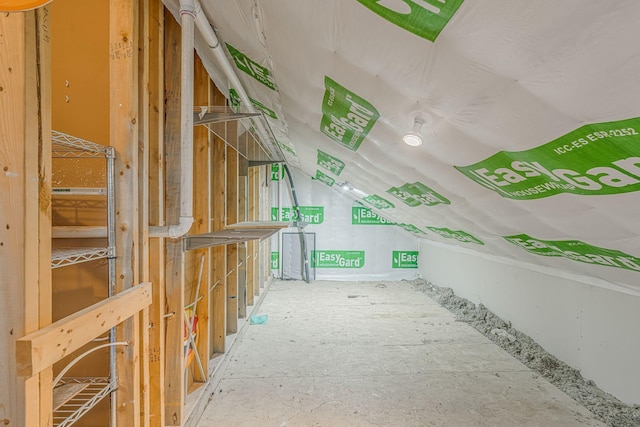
[50,130,117,426]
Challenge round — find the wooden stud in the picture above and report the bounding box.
[226,143,239,331]
[34,7,53,425]
[137,1,152,425]
[110,0,141,425]
[192,54,210,382]
[147,0,165,425]
[211,116,227,355]
[23,11,41,426]
[162,9,184,425]
[0,11,39,427]
[255,183,261,293]
[238,157,253,306]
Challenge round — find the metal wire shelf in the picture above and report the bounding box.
[51,130,113,158]
[51,247,110,269]
[49,129,118,426]
[52,377,115,427]
[52,187,108,196]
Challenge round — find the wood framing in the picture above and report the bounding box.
[192,53,211,383]
[163,9,184,425]
[239,157,253,307]
[138,2,151,425]
[0,11,41,426]
[211,115,227,355]
[226,144,239,332]
[16,283,152,378]
[146,0,165,424]
[1,2,279,425]
[33,7,53,426]
[110,0,141,425]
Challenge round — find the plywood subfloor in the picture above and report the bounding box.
[196,280,605,427]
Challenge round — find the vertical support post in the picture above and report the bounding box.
[193,54,210,382]
[162,9,184,426]
[247,164,255,297]
[226,142,239,331]
[210,87,227,356]
[138,1,152,426]
[147,0,165,425]
[34,7,53,425]
[110,0,141,425]
[0,10,47,427]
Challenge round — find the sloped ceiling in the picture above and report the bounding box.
[167,0,640,293]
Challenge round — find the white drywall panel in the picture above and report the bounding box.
[419,240,640,405]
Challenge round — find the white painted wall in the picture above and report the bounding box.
[419,240,640,405]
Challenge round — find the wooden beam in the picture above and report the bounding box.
[162,9,184,425]
[192,53,210,382]
[33,7,53,426]
[238,157,252,306]
[247,240,254,306]
[110,0,141,425]
[247,167,260,306]
[147,0,165,425]
[138,1,152,425]
[16,283,152,378]
[237,242,247,318]
[210,85,227,355]
[0,11,37,427]
[24,11,41,425]
[226,144,239,330]
[255,169,262,294]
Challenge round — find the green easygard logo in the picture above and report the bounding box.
[315,170,335,187]
[397,223,427,235]
[271,252,279,270]
[279,206,325,224]
[456,118,640,200]
[505,234,640,273]
[320,76,380,151]
[387,186,421,207]
[352,206,394,225]
[271,164,284,181]
[427,227,483,245]
[387,182,450,207]
[278,141,297,156]
[229,88,278,119]
[226,44,276,90]
[393,251,419,268]
[363,194,395,209]
[317,149,345,175]
[312,250,365,268]
[357,0,464,42]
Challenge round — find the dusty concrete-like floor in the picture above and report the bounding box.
[196,280,605,427]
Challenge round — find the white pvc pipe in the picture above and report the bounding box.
[150,0,196,238]
[193,1,280,160]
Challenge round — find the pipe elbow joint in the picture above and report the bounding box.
[179,0,197,18]
[148,217,194,239]
[169,216,194,239]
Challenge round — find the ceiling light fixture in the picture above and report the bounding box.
[403,117,425,147]
[338,182,353,191]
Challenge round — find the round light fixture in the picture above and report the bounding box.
[403,118,425,146]
[338,182,353,191]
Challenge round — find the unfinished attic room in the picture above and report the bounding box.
[3,0,640,426]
